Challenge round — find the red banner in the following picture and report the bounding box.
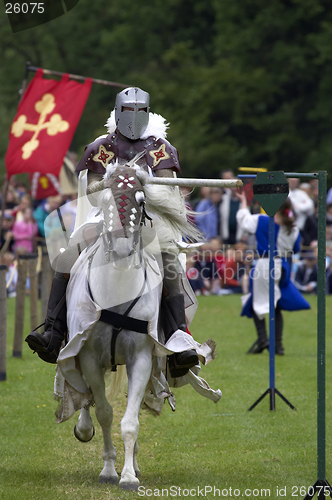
[5,69,92,178]
[30,172,61,200]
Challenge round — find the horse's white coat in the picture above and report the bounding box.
[53,166,221,490]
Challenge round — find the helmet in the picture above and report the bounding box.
[115,87,150,140]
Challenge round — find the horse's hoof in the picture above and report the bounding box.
[74,424,95,442]
[99,475,119,485]
[119,481,139,491]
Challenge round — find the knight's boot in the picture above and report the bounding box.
[25,272,68,364]
[162,294,199,378]
[275,307,284,355]
[247,310,269,354]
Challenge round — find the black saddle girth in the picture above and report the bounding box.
[88,266,148,371]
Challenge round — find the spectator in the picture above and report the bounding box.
[299,182,313,199]
[195,188,222,241]
[15,181,28,200]
[197,238,224,295]
[301,201,318,247]
[327,223,332,244]
[0,185,19,212]
[0,251,17,298]
[186,255,206,296]
[293,250,318,294]
[326,186,332,205]
[191,186,211,210]
[288,178,314,232]
[33,195,62,238]
[13,194,32,222]
[309,178,319,205]
[220,169,235,194]
[59,194,78,235]
[12,207,38,254]
[0,213,15,253]
[326,203,332,227]
[219,245,247,294]
[326,250,332,294]
[219,185,243,245]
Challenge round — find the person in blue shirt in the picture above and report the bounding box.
[195,187,222,241]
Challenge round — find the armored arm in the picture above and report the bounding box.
[154,168,174,178]
[86,171,105,195]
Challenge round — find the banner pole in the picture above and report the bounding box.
[25,63,130,89]
[18,60,31,100]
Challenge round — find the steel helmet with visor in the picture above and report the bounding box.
[115,87,150,140]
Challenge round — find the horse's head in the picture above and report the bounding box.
[99,165,149,270]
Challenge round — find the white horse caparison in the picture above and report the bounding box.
[71,163,198,490]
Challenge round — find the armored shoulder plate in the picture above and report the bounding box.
[76,132,181,175]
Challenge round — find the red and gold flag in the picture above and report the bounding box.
[30,172,61,200]
[5,69,92,178]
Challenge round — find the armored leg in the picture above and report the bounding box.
[162,252,198,378]
[25,244,81,363]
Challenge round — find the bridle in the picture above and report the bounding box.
[100,167,151,269]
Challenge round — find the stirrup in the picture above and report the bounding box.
[25,326,64,364]
[168,349,198,378]
[25,332,59,364]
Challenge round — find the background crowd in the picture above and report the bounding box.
[184,169,331,298]
[0,167,331,299]
[0,174,77,298]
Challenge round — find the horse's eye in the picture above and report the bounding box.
[135,191,145,206]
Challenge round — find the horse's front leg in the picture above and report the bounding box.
[74,407,95,442]
[79,353,119,484]
[119,343,152,490]
[134,440,140,478]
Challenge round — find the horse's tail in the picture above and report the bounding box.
[105,365,128,403]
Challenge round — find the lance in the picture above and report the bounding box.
[145,178,243,188]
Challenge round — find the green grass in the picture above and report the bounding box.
[0,294,331,499]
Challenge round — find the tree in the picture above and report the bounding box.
[1,0,332,184]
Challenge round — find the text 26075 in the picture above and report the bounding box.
[5,3,45,14]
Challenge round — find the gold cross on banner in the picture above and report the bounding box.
[11,93,70,159]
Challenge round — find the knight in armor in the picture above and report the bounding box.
[26,87,199,378]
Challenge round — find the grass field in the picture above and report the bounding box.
[0,294,331,500]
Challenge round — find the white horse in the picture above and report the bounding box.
[57,163,205,490]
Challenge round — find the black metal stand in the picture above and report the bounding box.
[303,480,332,499]
[247,217,296,412]
[248,387,295,412]
[302,173,331,498]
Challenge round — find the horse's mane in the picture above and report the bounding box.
[142,182,202,249]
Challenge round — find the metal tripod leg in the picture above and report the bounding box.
[248,388,296,412]
[303,480,332,499]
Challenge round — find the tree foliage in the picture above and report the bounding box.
[1,0,332,183]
